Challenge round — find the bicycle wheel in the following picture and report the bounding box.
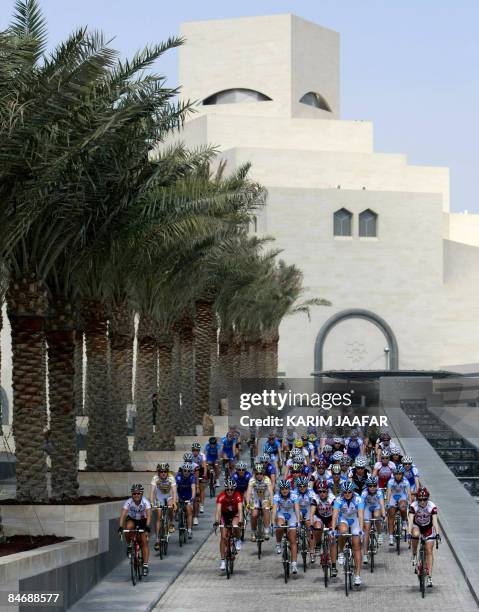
[419,547,426,598]
[283,542,289,583]
[301,531,308,573]
[370,532,376,573]
[130,553,136,586]
[344,551,349,597]
[136,549,143,582]
[209,472,215,498]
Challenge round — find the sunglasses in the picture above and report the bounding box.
[225,488,235,492]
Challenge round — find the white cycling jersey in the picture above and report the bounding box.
[123,496,151,520]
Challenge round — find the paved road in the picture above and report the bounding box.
[155,527,478,611]
[70,495,217,611]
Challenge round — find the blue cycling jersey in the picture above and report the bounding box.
[263,438,281,456]
[333,494,365,518]
[232,471,252,494]
[387,477,410,499]
[175,473,195,500]
[222,436,235,458]
[205,443,219,462]
[265,463,276,477]
[361,488,384,507]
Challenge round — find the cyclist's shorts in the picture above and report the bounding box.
[339,516,361,536]
[178,495,193,504]
[387,493,407,508]
[154,492,173,506]
[220,511,239,526]
[313,514,332,529]
[127,517,147,530]
[277,511,297,528]
[364,505,381,522]
[251,492,271,510]
[299,507,310,519]
[223,450,235,460]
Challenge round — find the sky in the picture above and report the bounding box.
[1,0,478,213]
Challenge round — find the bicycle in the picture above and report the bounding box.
[393,503,403,555]
[177,500,188,547]
[319,527,332,587]
[122,528,145,586]
[255,502,265,559]
[367,518,381,573]
[275,525,293,583]
[247,438,256,470]
[416,534,441,598]
[297,516,309,573]
[340,531,354,597]
[154,502,170,559]
[215,522,237,579]
[208,464,217,498]
[222,458,233,480]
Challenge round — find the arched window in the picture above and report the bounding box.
[359,209,378,237]
[299,92,331,112]
[203,88,272,105]
[334,208,352,237]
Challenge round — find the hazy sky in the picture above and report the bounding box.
[1,0,478,213]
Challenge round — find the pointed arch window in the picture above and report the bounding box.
[203,88,272,105]
[359,209,378,237]
[299,92,331,112]
[334,208,352,237]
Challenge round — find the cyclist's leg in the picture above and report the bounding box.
[425,538,434,576]
[399,498,408,523]
[263,500,271,530]
[363,506,372,552]
[199,477,205,505]
[306,519,314,554]
[410,526,420,556]
[219,518,227,560]
[276,516,286,545]
[288,522,298,562]
[124,518,135,545]
[387,504,395,534]
[352,533,361,576]
[250,507,259,531]
[185,500,193,529]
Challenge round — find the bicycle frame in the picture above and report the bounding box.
[122,528,145,586]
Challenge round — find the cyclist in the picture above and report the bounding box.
[408,486,440,588]
[205,436,221,486]
[247,425,258,465]
[272,479,301,574]
[340,454,352,479]
[390,446,403,467]
[150,463,177,548]
[285,447,306,472]
[373,449,396,490]
[245,463,273,541]
[386,465,412,546]
[361,475,386,563]
[331,480,365,587]
[332,436,346,454]
[294,476,317,562]
[311,478,338,575]
[221,431,237,477]
[331,450,344,467]
[229,424,242,460]
[350,456,370,494]
[375,431,396,460]
[344,429,364,460]
[308,433,320,460]
[260,453,277,489]
[319,443,333,467]
[118,484,152,576]
[263,431,282,471]
[184,451,201,526]
[192,442,207,515]
[231,461,252,497]
[175,462,196,539]
[402,455,420,494]
[328,463,346,496]
[286,462,309,487]
[282,428,296,461]
[311,457,331,482]
[214,478,244,572]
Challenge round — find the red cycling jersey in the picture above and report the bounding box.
[216,491,243,515]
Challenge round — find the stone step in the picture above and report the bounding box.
[436,448,479,461]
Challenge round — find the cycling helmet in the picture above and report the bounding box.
[131,484,144,494]
[208,437,217,444]
[402,455,413,464]
[224,478,236,490]
[323,444,333,453]
[331,464,342,475]
[317,479,329,492]
[390,446,401,455]
[308,434,317,442]
[340,455,351,466]
[183,452,194,462]
[291,462,303,472]
[294,439,303,448]
[416,487,430,500]
[332,451,343,461]
[181,462,193,471]
[393,465,406,474]
[278,479,291,490]
[341,481,355,494]
[365,475,378,487]
[333,436,343,444]
[317,459,329,470]
[157,462,169,472]
[191,442,201,450]
[236,461,248,470]
[380,449,391,458]
[254,463,265,474]
[354,456,367,468]
[296,476,309,488]
[260,453,270,463]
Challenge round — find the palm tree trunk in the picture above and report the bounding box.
[194,299,213,425]
[257,337,268,379]
[264,331,280,378]
[109,304,134,470]
[46,299,79,500]
[209,315,220,416]
[155,331,175,449]
[133,316,156,450]
[218,325,233,404]
[7,272,48,502]
[170,330,182,434]
[178,313,195,435]
[239,338,250,380]
[84,301,111,470]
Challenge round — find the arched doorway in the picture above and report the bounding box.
[314,309,399,372]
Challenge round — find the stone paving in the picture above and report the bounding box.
[155,526,478,612]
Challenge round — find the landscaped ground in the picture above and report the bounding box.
[0,495,125,505]
[0,535,72,556]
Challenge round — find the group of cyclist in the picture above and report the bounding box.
[118,424,440,588]
[211,426,440,588]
